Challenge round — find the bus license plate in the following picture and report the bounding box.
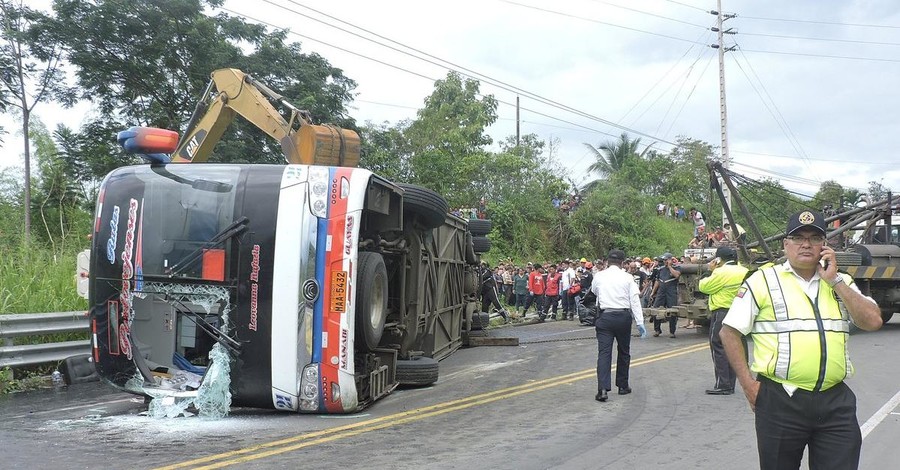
[331,271,347,313]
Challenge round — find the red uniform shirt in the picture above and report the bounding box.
[528,271,545,295]
[545,272,561,296]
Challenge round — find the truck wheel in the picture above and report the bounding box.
[881,309,894,323]
[471,311,491,330]
[356,252,388,351]
[467,219,492,236]
[398,183,449,230]
[472,236,491,253]
[396,356,439,386]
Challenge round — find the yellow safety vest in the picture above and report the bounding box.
[744,265,852,391]
[698,262,748,310]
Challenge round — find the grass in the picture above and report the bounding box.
[0,244,89,314]
[1,242,90,393]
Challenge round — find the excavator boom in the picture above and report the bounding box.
[173,68,359,166]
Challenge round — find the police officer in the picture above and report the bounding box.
[591,249,647,402]
[698,246,747,395]
[720,210,882,470]
[651,252,681,338]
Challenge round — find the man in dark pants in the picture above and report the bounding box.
[720,210,883,469]
[480,263,510,323]
[652,252,681,337]
[698,246,747,395]
[590,249,647,402]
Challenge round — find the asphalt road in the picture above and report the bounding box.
[2,317,900,469]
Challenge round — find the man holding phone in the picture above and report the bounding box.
[720,210,882,469]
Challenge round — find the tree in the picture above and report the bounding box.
[867,180,889,203]
[403,71,498,200]
[0,0,76,244]
[583,132,653,188]
[43,0,357,165]
[811,180,844,214]
[359,120,411,182]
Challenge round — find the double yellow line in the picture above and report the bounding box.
[158,342,709,469]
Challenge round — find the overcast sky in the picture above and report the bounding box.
[3,0,900,200]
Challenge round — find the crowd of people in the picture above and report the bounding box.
[480,253,692,333]
[552,193,582,215]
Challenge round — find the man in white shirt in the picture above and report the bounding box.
[561,260,578,320]
[590,249,648,402]
[690,207,706,237]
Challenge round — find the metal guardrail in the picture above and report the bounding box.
[0,312,91,368]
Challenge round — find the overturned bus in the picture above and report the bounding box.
[88,159,483,414]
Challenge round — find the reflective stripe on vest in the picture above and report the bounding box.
[751,318,850,334]
[761,268,793,381]
[747,266,853,391]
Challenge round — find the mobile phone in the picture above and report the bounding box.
[819,257,830,270]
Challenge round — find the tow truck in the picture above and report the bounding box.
[81,68,485,415]
[646,161,900,330]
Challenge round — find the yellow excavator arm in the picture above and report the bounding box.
[173,68,360,166]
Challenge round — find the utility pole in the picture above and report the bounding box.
[710,1,736,226]
[516,95,521,147]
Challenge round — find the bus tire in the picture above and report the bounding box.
[464,270,478,295]
[465,233,478,264]
[396,356,440,386]
[356,252,388,351]
[472,236,491,253]
[467,219,492,236]
[398,183,449,230]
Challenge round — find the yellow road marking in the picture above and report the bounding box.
[157,342,709,470]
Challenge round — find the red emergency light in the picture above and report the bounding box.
[117,126,179,154]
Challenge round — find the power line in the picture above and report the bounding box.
[499,0,706,45]
[741,31,900,47]
[583,0,709,29]
[653,45,710,136]
[731,149,898,165]
[255,0,683,147]
[663,0,708,13]
[664,49,716,139]
[729,47,820,183]
[739,15,900,30]
[741,47,900,63]
[619,27,712,122]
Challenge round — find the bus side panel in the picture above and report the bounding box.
[230,167,282,407]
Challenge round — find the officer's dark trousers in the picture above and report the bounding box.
[595,309,632,392]
[709,308,736,390]
[755,376,861,470]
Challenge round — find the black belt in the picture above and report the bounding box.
[602,308,630,312]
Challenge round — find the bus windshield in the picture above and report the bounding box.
[102,164,241,280]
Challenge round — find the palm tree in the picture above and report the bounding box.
[582,132,653,190]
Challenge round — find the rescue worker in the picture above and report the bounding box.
[698,246,747,395]
[720,210,882,470]
[591,249,647,402]
[651,252,681,337]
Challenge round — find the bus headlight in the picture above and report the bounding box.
[309,167,329,218]
[299,363,319,411]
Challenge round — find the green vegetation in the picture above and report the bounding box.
[0,243,89,314]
